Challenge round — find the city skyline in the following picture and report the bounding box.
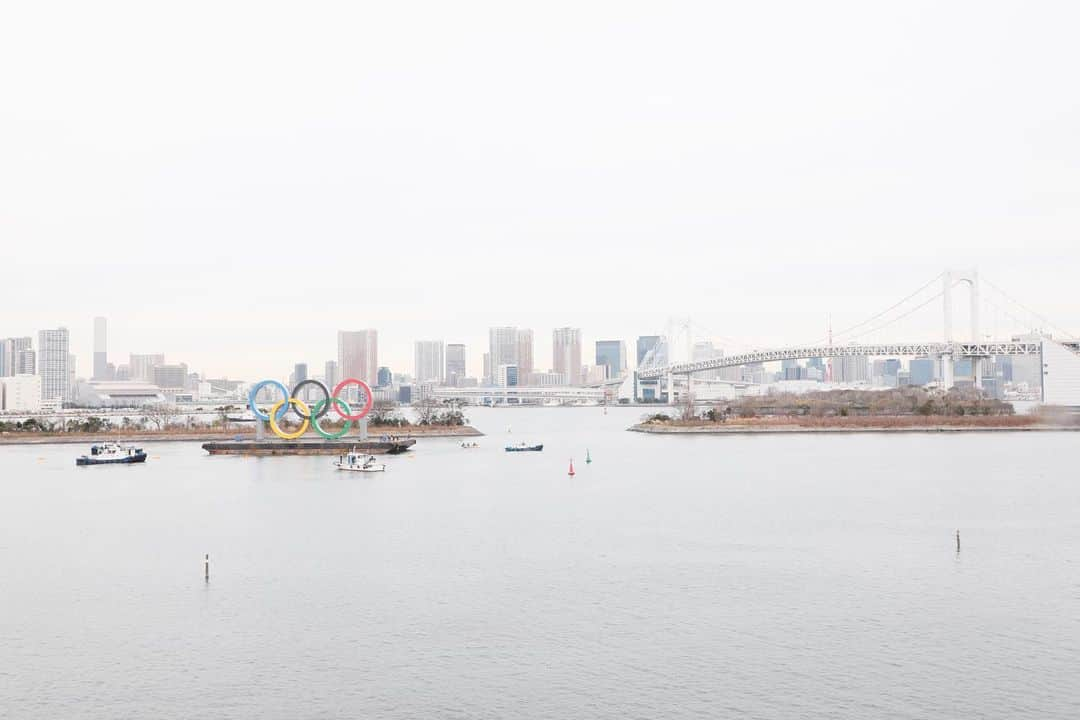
[3,5,1079,380]
[2,285,1075,386]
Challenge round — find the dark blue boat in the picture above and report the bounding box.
[505,443,543,452]
[76,442,148,466]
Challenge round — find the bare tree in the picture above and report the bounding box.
[679,391,696,422]
[414,396,441,425]
[142,404,180,431]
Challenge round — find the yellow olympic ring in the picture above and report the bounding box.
[267,398,311,440]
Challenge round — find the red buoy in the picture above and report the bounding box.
[568,459,575,477]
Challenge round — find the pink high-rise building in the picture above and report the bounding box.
[337,329,378,387]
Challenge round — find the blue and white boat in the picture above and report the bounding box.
[76,442,147,466]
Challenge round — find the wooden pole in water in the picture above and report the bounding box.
[955,530,960,553]
[204,553,210,581]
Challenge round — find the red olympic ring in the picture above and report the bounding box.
[331,378,374,421]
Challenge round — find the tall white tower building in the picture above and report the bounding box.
[414,340,445,384]
[553,327,583,385]
[37,327,70,403]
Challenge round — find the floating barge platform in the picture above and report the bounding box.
[202,439,416,456]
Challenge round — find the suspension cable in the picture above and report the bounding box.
[981,277,1077,340]
[844,290,946,342]
[831,272,945,340]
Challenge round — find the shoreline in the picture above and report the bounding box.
[0,425,483,446]
[629,423,1080,435]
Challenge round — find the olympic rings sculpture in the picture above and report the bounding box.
[248,377,373,440]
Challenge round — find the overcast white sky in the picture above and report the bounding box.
[2,1,1077,380]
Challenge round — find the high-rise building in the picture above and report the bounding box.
[37,327,70,403]
[781,358,804,381]
[835,355,870,384]
[446,344,466,386]
[1,337,33,376]
[93,317,109,380]
[0,374,42,412]
[129,354,165,383]
[414,340,445,384]
[691,340,722,380]
[291,363,308,386]
[872,358,902,386]
[153,363,189,390]
[636,335,666,368]
[595,340,627,380]
[376,366,392,388]
[553,327,583,385]
[488,327,520,384]
[496,364,519,387]
[582,364,608,384]
[337,330,378,387]
[17,348,35,375]
[516,330,534,378]
[324,360,338,389]
[909,357,937,386]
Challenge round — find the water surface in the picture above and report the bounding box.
[1,407,1077,718]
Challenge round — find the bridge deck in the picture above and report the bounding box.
[638,339,1080,379]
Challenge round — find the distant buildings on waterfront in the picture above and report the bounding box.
[0,313,1064,414]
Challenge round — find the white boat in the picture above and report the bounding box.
[76,442,147,466]
[333,450,386,472]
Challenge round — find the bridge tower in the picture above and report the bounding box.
[942,268,981,390]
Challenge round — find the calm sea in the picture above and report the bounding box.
[1,407,1077,718]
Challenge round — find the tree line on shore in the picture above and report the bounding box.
[642,387,1054,427]
[0,399,470,435]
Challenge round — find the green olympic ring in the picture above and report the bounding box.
[310,397,353,439]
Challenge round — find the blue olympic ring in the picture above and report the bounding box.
[248,379,290,422]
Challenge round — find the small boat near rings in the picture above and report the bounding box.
[334,449,387,472]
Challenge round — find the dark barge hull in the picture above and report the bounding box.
[201,439,416,456]
[76,454,148,466]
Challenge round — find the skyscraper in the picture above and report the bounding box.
[37,327,70,403]
[488,327,519,384]
[909,357,937,386]
[553,327,582,385]
[153,363,189,390]
[93,316,108,380]
[446,344,466,386]
[516,329,534,378]
[595,340,627,380]
[496,364,519,387]
[636,335,666,367]
[129,354,165,383]
[1,337,33,376]
[835,355,870,384]
[337,329,378,387]
[414,340,445,384]
[324,360,338,389]
[292,363,308,385]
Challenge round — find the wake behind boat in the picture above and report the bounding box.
[505,442,543,452]
[76,442,147,466]
[334,449,387,472]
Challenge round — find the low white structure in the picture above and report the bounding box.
[72,380,165,407]
[1041,339,1080,407]
[0,374,42,412]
